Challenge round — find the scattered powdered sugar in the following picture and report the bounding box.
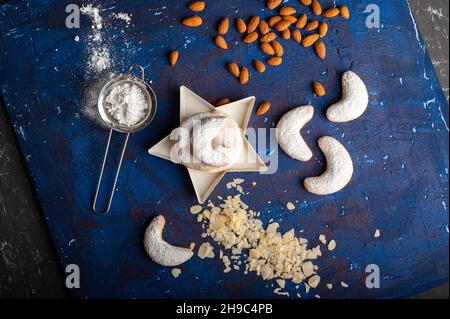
[82,75,114,127]
[80,4,110,73]
[112,12,132,25]
[104,82,149,126]
[80,4,136,127]
[89,48,110,73]
[79,5,132,74]
[80,4,103,30]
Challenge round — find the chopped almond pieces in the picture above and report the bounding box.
[171,268,182,278]
[192,194,327,297]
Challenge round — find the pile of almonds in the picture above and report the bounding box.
[172,0,350,116]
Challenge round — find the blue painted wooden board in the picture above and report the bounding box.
[0,0,448,298]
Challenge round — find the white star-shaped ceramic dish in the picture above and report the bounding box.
[148,86,267,203]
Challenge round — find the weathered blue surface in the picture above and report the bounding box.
[0,0,448,299]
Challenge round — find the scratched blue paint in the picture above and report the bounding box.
[0,0,448,298]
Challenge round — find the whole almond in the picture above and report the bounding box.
[188,1,205,12]
[271,40,284,56]
[169,50,179,67]
[302,33,319,47]
[313,81,326,96]
[216,98,231,106]
[254,59,266,73]
[260,42,275,55]
[296,14,308,29]
[292,29,302,43]
[304,20,319,31]
[182,16,203,27]
[228,62,240,78]
[236,18,247,33]
[260,32,277,43]
[268,16,282,27]
[244,31,259,43]
[281,29,291,40]
[274,19,292,31]
[318,21,328,37]
[300,0,313,5]
[218,18,230,35]
[323,7,340,18]
[314,40,326,60]
[279,6,296,16]
[240,67,250,85]
[267,0,283,10]
[283,15,298,23]
[267,57,282,66]
[340,6,350,19]
[259,20,270,35]
[256,101,271,116]
[247,16,260,33]
[312,0,322,15]
[215,35,228,49]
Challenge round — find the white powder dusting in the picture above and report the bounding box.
[81,4,110,73]
[89,48,110,72]
[104,83,149,126]
[82,75,114,127]
[112,12,132,25]
[80,5,133,73]
[80,4,136,126]
[79,3,135,73]
[80,4,103,30]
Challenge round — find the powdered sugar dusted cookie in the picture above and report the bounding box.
[192,114,242,169]
[170,111,243,172]
[144,215,193,267]
[326,71,368,123]
[304,136,353,195]
[276,106,314,162]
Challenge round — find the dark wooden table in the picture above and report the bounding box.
[0,0,448,299]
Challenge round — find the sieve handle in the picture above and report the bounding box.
[128,64,145,81]
[92,129,130,215]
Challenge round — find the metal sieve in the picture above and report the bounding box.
[93,65,157,215]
